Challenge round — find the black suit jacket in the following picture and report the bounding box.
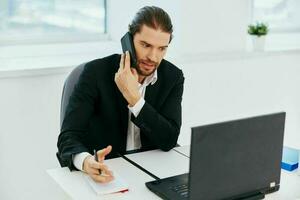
[57,54,184,170]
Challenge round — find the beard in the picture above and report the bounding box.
[135,59,158,77]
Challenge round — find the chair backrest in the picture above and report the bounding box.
[60,63,86,127]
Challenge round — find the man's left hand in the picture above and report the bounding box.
[115,51,141,106]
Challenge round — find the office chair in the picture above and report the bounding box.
[57,63,85,167]
[60,63,86,127]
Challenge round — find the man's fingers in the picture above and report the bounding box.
[124,51,131,70]
[90,159,101,168]
[91,174,114,183]
[118,54,124,73]
[97,145,112,161]
[131,67,138,76]
[90,161,109,171]
[99,163,110,173]
[101,169,114,176]
[130,68,138,82]
[89,166,112,176]
[105,145,112,155]
[89,163,114,177]
[88,168,100,175]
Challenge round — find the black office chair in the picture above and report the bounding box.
[60,63,86,127]
[57,63,86,167]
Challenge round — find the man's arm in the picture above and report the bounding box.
[132,71,184,151]
[57,62,98,170]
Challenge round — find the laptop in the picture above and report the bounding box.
[146,112,285,200]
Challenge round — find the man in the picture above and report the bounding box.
[57,6,184,183]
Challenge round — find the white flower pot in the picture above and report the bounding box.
[251,36,266,51]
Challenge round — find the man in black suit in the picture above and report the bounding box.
[57,6,184,183]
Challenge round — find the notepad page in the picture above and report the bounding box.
[85,172,129,195]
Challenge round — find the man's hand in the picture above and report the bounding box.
[115,51,141,106]
[83,145,114,183]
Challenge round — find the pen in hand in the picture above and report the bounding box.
[94,149,102,175]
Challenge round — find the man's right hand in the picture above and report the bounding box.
[83,145,114,183]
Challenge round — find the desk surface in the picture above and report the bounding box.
[173,145,190,157]
[125,149,189,179]
[48,157,158,200]
[48,146,300,200]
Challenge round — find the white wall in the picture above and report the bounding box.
[107,0,251,55]
[179,0,251,54]
[177,52,300,148]
[0,72,70,200]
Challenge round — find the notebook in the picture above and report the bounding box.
[86,172,129,195]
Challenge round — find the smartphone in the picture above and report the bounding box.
[121,32,138,68]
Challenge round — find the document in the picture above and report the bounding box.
[86,172,129,195]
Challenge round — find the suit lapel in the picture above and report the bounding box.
[145,78,160,108]
[115,86,129,133]
[145,61,164,106]
[112,55,128,152]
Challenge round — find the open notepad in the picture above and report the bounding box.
[86,173,129,195]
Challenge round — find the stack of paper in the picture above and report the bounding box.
[86,173,129,195]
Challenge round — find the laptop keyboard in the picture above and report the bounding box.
[171,184,189,198]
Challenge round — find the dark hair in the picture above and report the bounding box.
[128,6,173,43]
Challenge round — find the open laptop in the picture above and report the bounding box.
[146,112,285,200]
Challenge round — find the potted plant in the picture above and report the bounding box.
[248,22,269,51]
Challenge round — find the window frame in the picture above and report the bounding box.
[0,0,109,46]
[251,0,300,33]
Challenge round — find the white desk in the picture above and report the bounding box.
[125,149,189,179]
[173,145,190,157]
[48,157,159,200]
[48,147,300,200]
[265,170,300,200]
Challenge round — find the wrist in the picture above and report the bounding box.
[129,94,141,107]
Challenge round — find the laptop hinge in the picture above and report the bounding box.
[226,191,265,200]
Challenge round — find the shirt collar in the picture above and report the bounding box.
[142,69,158,87]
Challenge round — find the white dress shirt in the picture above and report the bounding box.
[73,70,158,171]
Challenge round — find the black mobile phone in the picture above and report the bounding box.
[121,32,138,68]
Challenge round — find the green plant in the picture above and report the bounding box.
[248,22,269,37]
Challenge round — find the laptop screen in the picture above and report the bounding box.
[189,112,285,200]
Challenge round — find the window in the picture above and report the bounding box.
[251,0,300,50]
[253,0,300,33]
[0,0,107,44]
